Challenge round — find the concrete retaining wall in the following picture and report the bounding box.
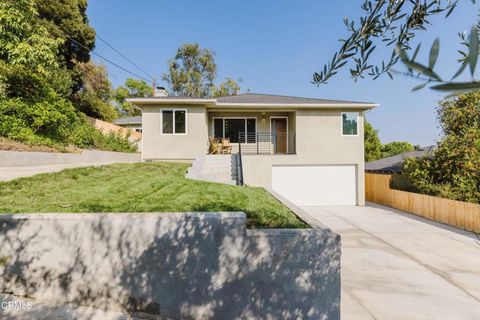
[0,150,140,167]
[0,212,340,319]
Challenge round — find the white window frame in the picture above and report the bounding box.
[161,109,187,135]
[341,112,359,137]
[211,117,257,144]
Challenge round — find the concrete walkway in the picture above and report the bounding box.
[0,162,130,181]
[303,203,480,320]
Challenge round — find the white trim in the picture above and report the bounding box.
[160,108,187,135]
[270,116,289,154]
[211,117,258,144]
[127,98,378,109]
[341,112,359,137]
[213,103,378,108]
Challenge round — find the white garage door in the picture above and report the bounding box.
[272,165,357,206]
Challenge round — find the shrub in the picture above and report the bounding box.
[401,91,480,204]
[0,96,136,152]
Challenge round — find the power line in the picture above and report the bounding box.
[67,36,154,84]
[95,34,157,82]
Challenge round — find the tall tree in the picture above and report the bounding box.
[74,61,117,121]
[364,121,382,161]
[163,43,240,98]
[381,141,414,158]
[211,77,241,98]
[0,0,61,76]
[403,91,480,203]
[114,78,152,116]
[35,0,96,94]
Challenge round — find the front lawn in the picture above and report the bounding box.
[0,162,307,229]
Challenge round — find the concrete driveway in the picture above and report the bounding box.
[302,203,480,320]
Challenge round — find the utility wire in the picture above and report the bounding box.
[95,34,157,82]
[66,36,154,84]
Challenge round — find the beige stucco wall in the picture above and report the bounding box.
[241,110,365,205]
[141,106,366,204]
[142,105,208,160]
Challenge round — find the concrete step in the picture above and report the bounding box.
[186,154,239,185]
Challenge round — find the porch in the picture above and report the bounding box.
[208,111,296,155]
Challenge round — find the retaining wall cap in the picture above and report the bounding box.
[0,212,246,221]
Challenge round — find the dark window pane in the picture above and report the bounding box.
[175,110,186,133]
[214,118,223,139]
[246,118,256,143]
[162,110,173,134]
[224,119,245,143]
[342,113,358,135]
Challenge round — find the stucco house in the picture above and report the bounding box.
[128,92,377,206]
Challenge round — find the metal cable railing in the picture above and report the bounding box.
[238,132,296,154]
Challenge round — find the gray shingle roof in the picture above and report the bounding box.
[215,93,374,105]
[113,116,142,125]
[128,93,376,106]
[365,146,436,173]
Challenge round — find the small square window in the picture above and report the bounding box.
[342,112,358,136]
[162,109,186,134]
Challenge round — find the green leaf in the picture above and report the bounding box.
[430,81,480,91]
[402,59,442,81]
[429,39,440,69]
[469,25,479,77]
[412,82,429,91]
[452,61,468,80]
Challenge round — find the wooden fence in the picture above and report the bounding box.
[88,117,142,141]
[365,173,480,233]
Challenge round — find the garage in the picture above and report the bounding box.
[272,165,357,206]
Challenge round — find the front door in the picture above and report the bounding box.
[271,118,287,153]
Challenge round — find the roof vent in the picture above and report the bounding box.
[154,86,168,97]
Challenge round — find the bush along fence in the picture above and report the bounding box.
[366,173,480,233]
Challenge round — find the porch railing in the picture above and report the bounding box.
[238,132,296,155]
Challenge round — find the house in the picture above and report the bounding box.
[113,116,142,133]
[128,92,377,206]
[365,146,436,174]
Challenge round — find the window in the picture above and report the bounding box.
[212,118,256,143]
[342,112,358,136]
[162,109,186,134]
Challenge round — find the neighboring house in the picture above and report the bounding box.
[128,93,377,206]
[114,116,142,133]
[365,146,436,174]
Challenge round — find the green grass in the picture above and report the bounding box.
[0,162,308,229]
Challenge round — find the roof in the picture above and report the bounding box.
[216,93,374,105]
[127,93,378,109]
[113,116,142,125]
[365,146,436,173]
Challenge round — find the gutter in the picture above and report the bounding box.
[127,97,378,110]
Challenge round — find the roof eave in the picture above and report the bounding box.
[127,98,378,110]
[212,102,378,109]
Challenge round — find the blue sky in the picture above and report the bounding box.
[87,1,477,146]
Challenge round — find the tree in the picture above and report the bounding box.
[403,91,480,203]
[114,78,151,116]
[73,61,117,121]
[364,121,382,161]
[35,0,96,95]
[163,43,241,98]
[0,0,61,77]
[313,0,480,93]
[381,141,414,158]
